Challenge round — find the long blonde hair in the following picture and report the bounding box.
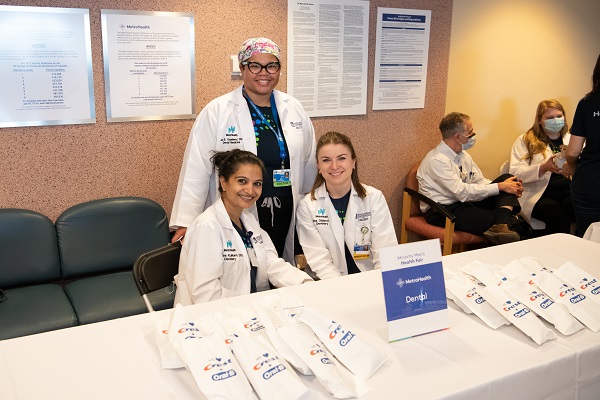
[522,99,568,161]
[310,131,366,200]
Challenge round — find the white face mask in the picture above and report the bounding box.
[543,117,565,134]
[461,135,476,151]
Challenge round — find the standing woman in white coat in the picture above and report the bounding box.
[170,37,317,265]
[296,132,398,280]
[174,149,312,305]
[509,99,574,234]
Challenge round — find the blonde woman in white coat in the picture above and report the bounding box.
[175,150,312,305]
[296,132,398,280]
[510,99,574,234]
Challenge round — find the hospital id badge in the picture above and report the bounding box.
[246,247,258,267]
[353,244,371,260]
[273,169,291,187]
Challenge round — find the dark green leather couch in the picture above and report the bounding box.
[0,197,176,340]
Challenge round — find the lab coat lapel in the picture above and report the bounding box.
[344,186,359,253]
[232,86,257,153]
[317,185,345,256]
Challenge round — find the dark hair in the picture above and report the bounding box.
[211,149,265,192]
[590,53,600,95]
[439,112,470,139]
[310,131,366,200]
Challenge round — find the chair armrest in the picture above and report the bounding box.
[404,188,456,223]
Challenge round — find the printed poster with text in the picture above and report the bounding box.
[373,8,431,110]
[101,10,196,122]
[0,6,95,127]
[380,239,448,341]
[288,0,369,117]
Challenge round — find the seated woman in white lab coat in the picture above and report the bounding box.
[174,149,312,304]
[296,131,398,280]
[509,99,574,234]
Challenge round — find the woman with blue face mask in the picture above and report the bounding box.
[509,99,574,235]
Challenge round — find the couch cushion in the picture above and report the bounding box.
[0,209,61,287]
[0,284,78,341]
[64,271,174,325]
[56,197,170,279]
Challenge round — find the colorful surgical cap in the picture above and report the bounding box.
[238,37,281,63]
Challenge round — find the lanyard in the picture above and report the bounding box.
[243,87,287,167]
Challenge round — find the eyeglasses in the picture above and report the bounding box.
[241,61,281,74]
[461,129,476,139]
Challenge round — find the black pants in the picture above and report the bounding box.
[256,195,293,258]
[425,174,521,235]
[531,195,574,235]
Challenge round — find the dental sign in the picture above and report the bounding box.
[380,239,448,341]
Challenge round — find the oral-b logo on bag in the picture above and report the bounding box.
[529,291,554,309]
[310,348,334,364]
[253,353,286,380]
[466,289,485,304]
[243,317,264,333]
[328,323,356,346]
[570,294,586,304]
[503,300,530,318]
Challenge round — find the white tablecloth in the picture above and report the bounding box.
[583,221,600,244]
[1,234,599,399]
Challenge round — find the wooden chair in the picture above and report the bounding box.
[400,161,487,256]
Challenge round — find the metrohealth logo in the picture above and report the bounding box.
[317,208,326,216]
[226,240,232,248]
[228,126,236,133]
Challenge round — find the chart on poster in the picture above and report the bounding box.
[0,6,95,127]
[101,10,196,122]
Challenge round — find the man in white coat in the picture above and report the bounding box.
[171,38,316,264]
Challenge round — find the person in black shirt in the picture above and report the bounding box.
[564,54,600,236]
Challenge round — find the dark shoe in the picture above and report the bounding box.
[483,224,520,245]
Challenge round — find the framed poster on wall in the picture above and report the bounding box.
[0,6,96,128]
[101,10,196,122]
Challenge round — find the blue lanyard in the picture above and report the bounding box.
[243,87,287,167]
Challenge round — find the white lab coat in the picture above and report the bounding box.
[296,183,398,280]
[509,133,571,230]
[174,198,311,305]
[171,85,317,263]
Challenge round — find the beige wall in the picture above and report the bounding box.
[447,0,600,177]
[0,0,453,238]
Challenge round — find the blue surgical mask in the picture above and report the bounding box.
[461,135,476,151]
[543,117,565,134]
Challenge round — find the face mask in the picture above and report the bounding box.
[461,135,476,151]
[543,117,565,134]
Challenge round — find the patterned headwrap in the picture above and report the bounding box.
[238,37,281,63]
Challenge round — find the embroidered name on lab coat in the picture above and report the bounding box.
[223,247,243,261]
[313,208,329,226]
[356,211,371,222]
[252,234,264,245]
[220,126,242,145]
